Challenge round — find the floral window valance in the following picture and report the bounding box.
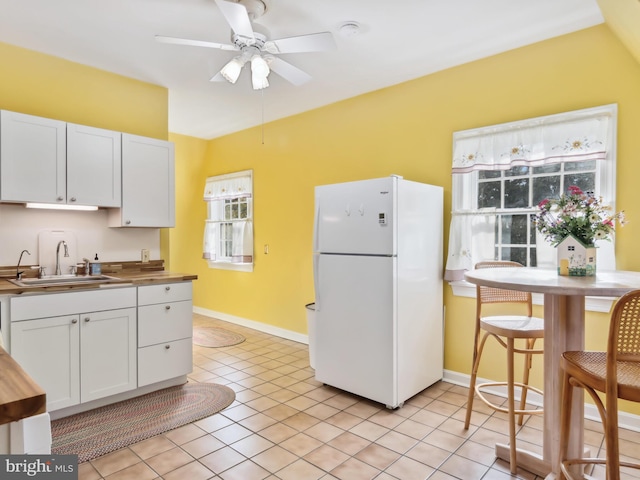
[452,105,615,174]
[203,174,252,200]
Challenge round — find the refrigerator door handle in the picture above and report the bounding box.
[313,253,320,311]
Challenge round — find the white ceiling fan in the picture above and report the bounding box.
[156,0,337,90]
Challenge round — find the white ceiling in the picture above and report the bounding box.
[0,0,604,139]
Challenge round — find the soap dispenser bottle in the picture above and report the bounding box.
[90,254,102,276]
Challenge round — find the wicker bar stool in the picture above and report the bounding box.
[463,261,544,474]
[559,289,640,480]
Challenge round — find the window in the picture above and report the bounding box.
[445,104,617,284]
[203,170,253,272]
[474,159,598,267]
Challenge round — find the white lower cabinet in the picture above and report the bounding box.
[80,308,137,403]
[10,315,80,411]
[138,338,192,387]
[8,282,194,413]
[137,282,193,386]
[10,287,137,412]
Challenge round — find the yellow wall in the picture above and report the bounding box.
[167,133,209,273]
[171,24,640,413]
[0,42,168,139]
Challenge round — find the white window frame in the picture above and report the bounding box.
[448,105,618,312]
[203,170,253,272]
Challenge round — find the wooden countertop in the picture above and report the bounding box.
[0,260,197,295]
[0,346,46,425]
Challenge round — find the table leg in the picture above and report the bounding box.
[543,293,585,478]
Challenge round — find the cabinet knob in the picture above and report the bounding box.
[71,318,78,324]
[125,220,131,225]
[57,196,64,202]
[165,305,171,310]
[70,197,76,202]
[84,317,90,322]
[165,344,171,350]
[165,286,171,291]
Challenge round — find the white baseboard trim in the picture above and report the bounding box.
[193,306,310,346]
[443,369,640,433]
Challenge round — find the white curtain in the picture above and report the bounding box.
[232,220,253,261]
[444,212,496,281]
[204,175,252,200]
[203,222,216,260]
[452,108,612,173]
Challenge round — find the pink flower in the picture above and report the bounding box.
[568,185,584,196]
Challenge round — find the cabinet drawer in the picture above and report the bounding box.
[138,338,192,387]
[10,287,136,321]
[137,282,192,306]
[138,300,192,347]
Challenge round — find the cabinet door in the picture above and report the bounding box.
[67,123,122,207]
[110,133,175,227]
[10,315,80,411]
[0,110,66,203]
[80,307,137,403]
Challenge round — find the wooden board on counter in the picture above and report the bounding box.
[0,347,46,425]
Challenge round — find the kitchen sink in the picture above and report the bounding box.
[9,274,118,287]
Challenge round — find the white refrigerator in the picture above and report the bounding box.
[313,175,443,409]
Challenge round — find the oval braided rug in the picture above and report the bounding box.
[193,326,245,347]
[51,383,235,463]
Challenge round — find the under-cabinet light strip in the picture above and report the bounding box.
[25,203,98,211]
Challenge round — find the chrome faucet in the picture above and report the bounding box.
[55,240,69,276]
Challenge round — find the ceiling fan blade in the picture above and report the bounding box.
[214,0,255,43]
[155,35,238,51]
[269,32,336,54]
[268,57,312,86]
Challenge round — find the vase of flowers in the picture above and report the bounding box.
[534,186,626,276]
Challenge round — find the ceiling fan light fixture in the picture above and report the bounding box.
[252,73,269,90]
[250,54,270,90]
[250,54,269,76]
[220,56,246,83]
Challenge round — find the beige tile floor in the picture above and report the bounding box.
[77,314,640,480]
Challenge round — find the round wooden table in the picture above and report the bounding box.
[464,267,640,478]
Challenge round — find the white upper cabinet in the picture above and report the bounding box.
[0,110,66,203]
[67,123,122,207]
[0,111,122,207]
[1,110,174,225]
[109,133,175,227]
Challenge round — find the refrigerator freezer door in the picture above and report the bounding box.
[314,253,398,407]
[314,177,395,255]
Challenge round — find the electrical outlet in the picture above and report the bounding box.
[141,249,150,263]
